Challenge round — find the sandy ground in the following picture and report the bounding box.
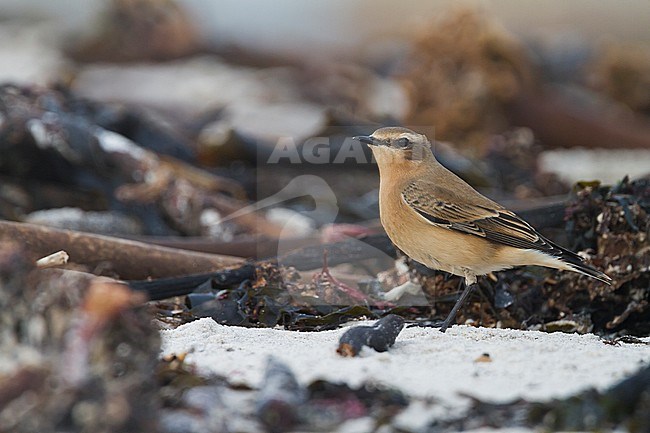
[161,318,650,427]
[539,148,650,185]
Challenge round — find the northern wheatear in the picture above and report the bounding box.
[355,127,611,332]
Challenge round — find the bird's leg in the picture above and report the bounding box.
[439,280,477,333]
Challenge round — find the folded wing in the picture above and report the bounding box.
[401,180,611,283]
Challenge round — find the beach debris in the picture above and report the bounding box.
[154,353,409,432]
[588,42,650,115]
[433,364,650,432]
[256,357,307,433]
[411,176,650,335]
[35,250,69,269]
[402,9,650,153]
[305,380,409,429]
[0,83,265,239]
[312,251,377,305]
[26,208,145,236]
[68,0,200,63]
[0,241,162,433]
[474,353,492,363]
[9,171,642,335]
[0,220,242,280]
[484,128,569,199]
[401,8,534,155]
[126,173,648,334]
[0,5,648,431]
[541,318,593,334]
[156,353,211,410]
[337,314,405,357]
[611,336,650,345]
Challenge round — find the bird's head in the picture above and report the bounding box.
[354,127,433,170]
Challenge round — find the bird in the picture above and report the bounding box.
[354,127,611,332]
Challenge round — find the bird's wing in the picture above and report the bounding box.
[401,179,611,284]
[401,180,556,253]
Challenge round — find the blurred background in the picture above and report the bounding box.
[2,5,649,431]
[2,1,650,56]
[0,0,649,245]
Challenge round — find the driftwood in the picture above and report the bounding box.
[128,198,568,300]
[126,196,567,259]
[0,221,242,280]
[34,268,123,290]
[35,250,69,269]
[129,234,323,259]
[30,267,239,302]
[1,195,571,299]
[510,88,650,149]
[279,234,396,269]
[126,234,397,300]
[128,264,256,300]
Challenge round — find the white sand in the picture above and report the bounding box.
[539,148,650,185]
[161,318,650,418]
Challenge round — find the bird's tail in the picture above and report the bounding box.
[555,247,612,285]
[566,261,612,284]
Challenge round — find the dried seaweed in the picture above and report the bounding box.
[406,177,650,335]
[430,363,650,432]
[401,8,535,155]
[256,357,306,433]
[305,380,409,429]
[67,0,200,63]
[131,175,647,335]
[588,42,650,115]
[0,241,161,432]
[0,84,260,238]
[156,355,409,432]
[484,128,569,199]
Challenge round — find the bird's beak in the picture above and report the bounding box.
[353,135,376,146]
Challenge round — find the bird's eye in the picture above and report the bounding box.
[395,137,411,148]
